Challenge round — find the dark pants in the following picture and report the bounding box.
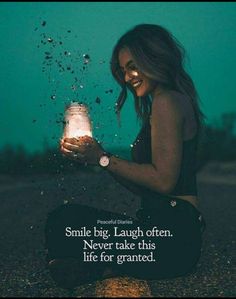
[44,197,205,288]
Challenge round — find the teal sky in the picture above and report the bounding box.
[1,2,236,153]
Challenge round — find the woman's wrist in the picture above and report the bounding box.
[98,151,113,168]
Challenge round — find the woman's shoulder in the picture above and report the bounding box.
[152,89,194,118]
[151,89,184,119]
[152,89,189,103]
[151,89,198,139]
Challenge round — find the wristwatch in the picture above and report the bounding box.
[99,152,112,168]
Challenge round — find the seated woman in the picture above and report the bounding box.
[45,23,206,289]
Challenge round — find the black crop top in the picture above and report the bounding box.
[131,117,198,198]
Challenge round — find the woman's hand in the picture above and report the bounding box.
[60,135,104,165]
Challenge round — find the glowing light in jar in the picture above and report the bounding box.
[62,102,92,139]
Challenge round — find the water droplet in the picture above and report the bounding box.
[40,191,44,195]
[79,84,84,89]
[130,144,134,148]
[64,200,69,204]
[51,95,56,100]
[47,37,53,43]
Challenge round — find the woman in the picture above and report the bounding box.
[45,24,206,289]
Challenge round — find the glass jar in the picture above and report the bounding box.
[62,102,92,139]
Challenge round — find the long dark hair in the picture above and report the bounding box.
[110,24,205,128]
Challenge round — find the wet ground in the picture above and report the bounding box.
[0,162,235,297]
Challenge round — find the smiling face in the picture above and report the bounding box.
[118,47,158,97]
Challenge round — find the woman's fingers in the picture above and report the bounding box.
[80,135,93,142]
[60,145,73,154]
[60,136,96,165]
[60,145,85,161]
[63,142,79,152]
[63,137,79,144]
[64,136,94,145]
[63,139,93,151]
[63,142,89,154]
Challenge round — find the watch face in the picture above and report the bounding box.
[99,155,110,167]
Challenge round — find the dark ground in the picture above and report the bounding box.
[0,161,235,297]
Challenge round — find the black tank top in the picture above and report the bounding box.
[131,118,198,199]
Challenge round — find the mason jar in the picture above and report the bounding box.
[62,102,92,139]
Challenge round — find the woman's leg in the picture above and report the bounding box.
[44,200,204,288]
[119,198,204,280]
[44,203,135,288]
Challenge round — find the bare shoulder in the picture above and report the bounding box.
[151,89,184,120]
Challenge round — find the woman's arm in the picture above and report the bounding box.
[61,92,184,195]
[106,92,184,194]
[109,172,144,195]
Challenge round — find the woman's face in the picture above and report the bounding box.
[118,47,157,97]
